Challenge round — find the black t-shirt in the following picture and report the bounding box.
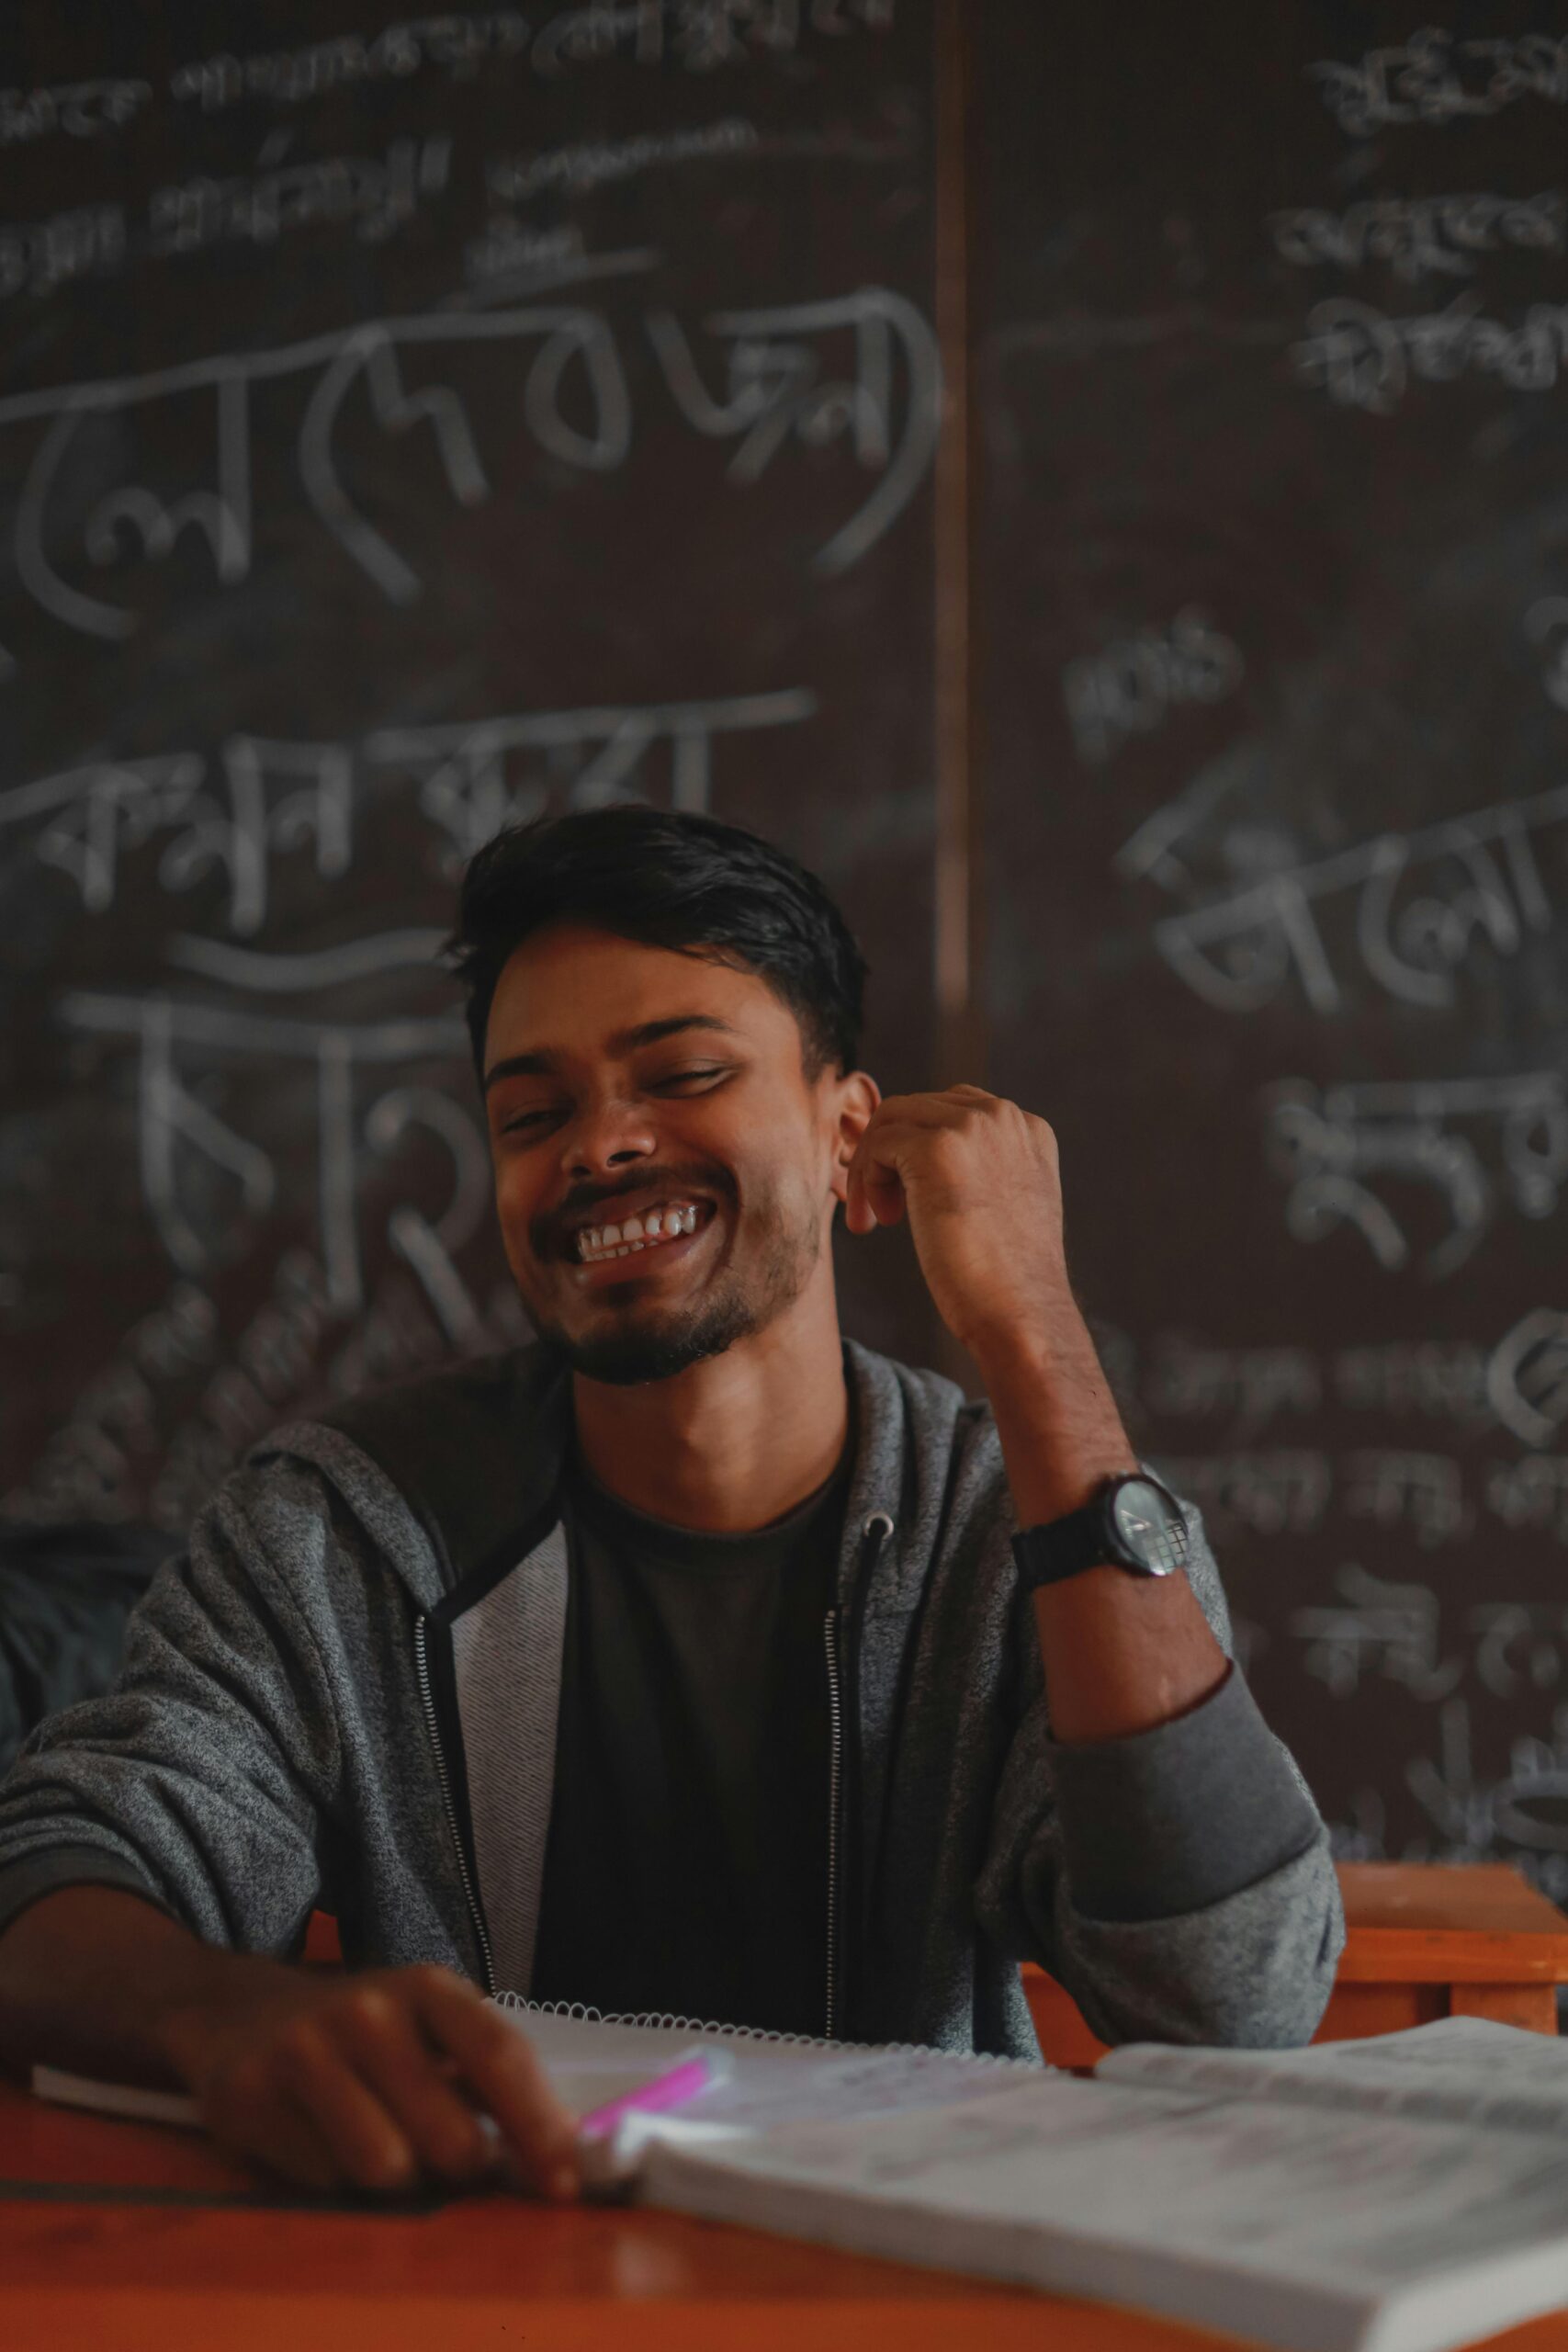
[530,1439,852,2034]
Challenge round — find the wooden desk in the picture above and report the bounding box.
[0,2072,1213,2352]
[1026,1861,1568,2067]
[8,2073,1568,2352]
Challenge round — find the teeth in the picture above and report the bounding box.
[577,1199,704,1262]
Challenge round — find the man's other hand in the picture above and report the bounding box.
[161,1957,580,2199]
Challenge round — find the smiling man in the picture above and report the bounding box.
[0,808,1341,2198]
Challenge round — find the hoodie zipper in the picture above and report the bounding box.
[823,1607,844,2041]
[413,1611,497,1997]
[823,1509,895,2043]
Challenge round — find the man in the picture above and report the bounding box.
[0,808,1342,2199]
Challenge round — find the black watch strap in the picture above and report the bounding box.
[1011,1498,1121,1590]
[1011,1475,1191,1591]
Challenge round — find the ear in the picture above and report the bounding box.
[829,1070,881,1208]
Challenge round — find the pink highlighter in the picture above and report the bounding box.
[577,2048,728,2142]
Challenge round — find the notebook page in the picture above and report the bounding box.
[641,2069,1568,2352]
[1099,2017,1568,2139]
[507,2004,1041,2138]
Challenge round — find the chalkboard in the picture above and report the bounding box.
[0,1,943,1532]
[978,4,1568,1892]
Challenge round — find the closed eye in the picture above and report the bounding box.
[497,1069,731,1137]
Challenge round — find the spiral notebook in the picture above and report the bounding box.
[30,1992,1032,2153]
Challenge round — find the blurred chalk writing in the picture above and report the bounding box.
[0,138,456,299]
[1292,293,1568,413]
[1290,1564,1461,1701]
[1263,1071,1568,1279]
[1269,190,1566,283]
[1310,28,1568,137]
[1526,594,1568,708]
[1060,608,1243,767]
[0,4,897,142]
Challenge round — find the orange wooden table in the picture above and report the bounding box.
[11,2064,1568,2352]
[0,2069,1208,2352]
[1026,1860,1568,2066]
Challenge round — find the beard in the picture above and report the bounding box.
[525,1184,822,1387]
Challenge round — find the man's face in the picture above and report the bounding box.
[482,923,863,1385]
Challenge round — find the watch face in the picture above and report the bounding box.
[1111,1478,1190,1576]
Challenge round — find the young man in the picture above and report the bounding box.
[0,808,1341,2199]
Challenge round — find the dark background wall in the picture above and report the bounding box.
[5,2,1568,1898]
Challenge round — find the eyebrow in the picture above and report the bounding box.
[482,1013,741,1093]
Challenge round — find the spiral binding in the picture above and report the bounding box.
[494,1991,1032,2067]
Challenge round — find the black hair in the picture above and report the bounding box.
[447,805,870,1084]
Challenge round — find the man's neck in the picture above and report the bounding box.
[569,1295,851,1533]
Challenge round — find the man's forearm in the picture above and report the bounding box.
[0,1885,257,2087]
[975,1312,1229,1746]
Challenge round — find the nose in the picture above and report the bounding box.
[560,1095,658,1183]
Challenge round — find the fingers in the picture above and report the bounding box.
[196,1967,570,2202]
[335,1983,499,2187]
[411,1969,581,2199]
[271,2016,419,2192]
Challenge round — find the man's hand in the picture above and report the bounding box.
[160,1955,580,2199]
[843,1084,1075,1360]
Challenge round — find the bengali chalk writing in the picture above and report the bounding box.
[1527,595,1568,710]
[1488,1455,1568,1545]
[0,690,817,931]
[1292,293,1568,413]
[0,2,897,140]
[1290,1564,1461,1701]
[1269,191,1565,284]
[3,1244,530,1530]
[1487,1308,1568,1449]
[643,288,941,573]
[0,79,152,144]
[1060,608,1243,768]
[1309,28,1568,138]
[168,13,530,108]
[57,985,479,1321]
[1344,1449,1470,1546]
[0,288,937,663]
[1148,781,1564,1016]
[0,139,454,301]
[1405,1697,1568,1890]
[1263,1070,1568,1279]
[1142,1448,1568,1549]
[1148,1449,1331,1534]
[1472,1599,1568,1697]
[525,0,896,75]
[1141,1333,1323,1431]
[486,117,760,201]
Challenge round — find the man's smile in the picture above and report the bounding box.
[566,1196,721,1286]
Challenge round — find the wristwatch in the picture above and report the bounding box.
[1011,1473,1191,1590]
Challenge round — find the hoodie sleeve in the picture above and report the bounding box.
[974,1496,1345,2050]
[0,1470,344,1953]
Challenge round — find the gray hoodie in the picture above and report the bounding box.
[0,1340,1343,2059]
